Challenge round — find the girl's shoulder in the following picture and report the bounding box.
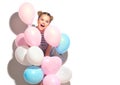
[32,24,36,27]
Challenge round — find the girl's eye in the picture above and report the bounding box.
[41,19,44,21]
[46,21,49,23]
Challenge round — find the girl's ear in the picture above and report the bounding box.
[50,16,54,21]
[38,11,43,16]
[37,19,39,24]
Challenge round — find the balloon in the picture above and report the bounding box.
[56,33,70,54]
[26,46,44,66]
[24,26,41,46]
[43,74,60,85]
[56,66,72,83]
[23,66,44,84]
[44,25,61,47]
[18,2,35,25]
[15,33,28,47]
[50,47,68,64]
[15,46,30,66]
[41,56,62,75]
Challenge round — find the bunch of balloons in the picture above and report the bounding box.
[14,2,72,85]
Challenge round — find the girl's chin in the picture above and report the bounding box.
[39,27,45,30]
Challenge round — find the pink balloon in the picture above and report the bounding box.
[15,33,28,47]
[41,56,62,75]
[44,25,61,47]
[18,2,35,25]
[24,26,41,46]
[43,74,60,85]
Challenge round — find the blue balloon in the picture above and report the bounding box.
[23,66,44,84]
[56,33,70,54]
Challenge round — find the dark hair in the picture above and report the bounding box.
[37,11,53,22]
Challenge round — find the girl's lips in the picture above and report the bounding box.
[41,24,45,27]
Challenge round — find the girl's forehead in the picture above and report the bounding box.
[41,14,50,18]
[40,14,51,21]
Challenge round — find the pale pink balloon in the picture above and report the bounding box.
[41,56,62,75]
[18,2,35,25]
[15,33,28,47]
[43,74,60,85]
[44,25,61,47]
[24,26,41,46]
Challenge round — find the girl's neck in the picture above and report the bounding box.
[40,30,44,34]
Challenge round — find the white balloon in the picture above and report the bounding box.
[15,46,30,66]
[56,66,72,83]
[27,46,44,66]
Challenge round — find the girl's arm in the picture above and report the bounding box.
[45,45,52,56]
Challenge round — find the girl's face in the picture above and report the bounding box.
[38,14,51,31]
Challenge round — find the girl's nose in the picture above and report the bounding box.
[42,21,45,24]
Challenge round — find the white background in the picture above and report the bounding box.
[0,0,120,85]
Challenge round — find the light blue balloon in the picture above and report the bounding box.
[23,66,44,84]
[56,33,70,54]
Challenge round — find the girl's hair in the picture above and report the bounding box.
[37,11,53,22]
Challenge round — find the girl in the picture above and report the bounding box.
[37,11,53,56]
[37,11,54,85]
